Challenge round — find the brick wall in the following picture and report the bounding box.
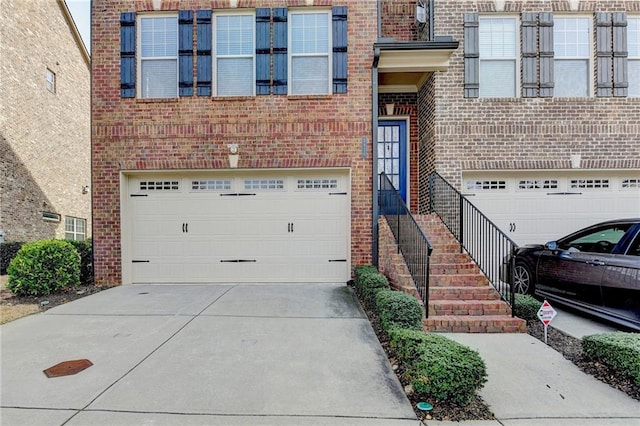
[92,0,377,285]
[1,1,91,243]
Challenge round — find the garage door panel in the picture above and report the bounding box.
[127,172,350,284]
[464,172,640,246]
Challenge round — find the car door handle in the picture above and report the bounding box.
[586,260,605,266]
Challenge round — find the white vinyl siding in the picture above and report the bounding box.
[479,17,518,98]
[138,15,178,98]
[554,17,591,97]
[214,14,255,96]
[628,17,640,97]
[289,11,331,95]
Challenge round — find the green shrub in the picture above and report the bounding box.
[356,271,390,306]
[375,290,423,332]
[68,239,93,284]
[582,332,640,386]
[1,242,24,275]
[353,265,378,282]
[390,328,487,405]
[6,240,80,296]
[513,293,542,321]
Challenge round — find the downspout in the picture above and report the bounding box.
[372,47,380,266]
[372,1,382,266]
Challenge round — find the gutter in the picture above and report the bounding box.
[372,47,380,266]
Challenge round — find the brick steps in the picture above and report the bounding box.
[430,286,500,301]
[423,315,527,333]
[379,214,525,333]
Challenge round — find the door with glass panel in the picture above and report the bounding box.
[377,121,407,202]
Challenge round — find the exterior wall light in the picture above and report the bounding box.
[228,144,239,168]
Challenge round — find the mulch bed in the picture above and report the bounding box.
[356,288,639,422]
[0,283,106,309]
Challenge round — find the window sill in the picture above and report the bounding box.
[136,97,179,103]
[286,94,333,100]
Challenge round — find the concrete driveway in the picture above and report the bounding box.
[1,284,418,425]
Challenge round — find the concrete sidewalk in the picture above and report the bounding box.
[1,284,419,425]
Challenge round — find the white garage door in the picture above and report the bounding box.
[462,171,640,246]
[123,171,350,283]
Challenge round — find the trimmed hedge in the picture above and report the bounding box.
[513,293,542,321]
[7,240,80,296]
[582,332,640,386]
[390,328,487,405]
[353,265,378,282]
[353,267,390,306]
[1,242,24,275]
[375,290,423,332]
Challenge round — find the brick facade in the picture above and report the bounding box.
[380,0,640,214]
[92,0,377,285]
[1,0,91,243]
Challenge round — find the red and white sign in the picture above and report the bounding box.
[537,300,557,326]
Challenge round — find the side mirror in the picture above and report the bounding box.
[545,241,558,251]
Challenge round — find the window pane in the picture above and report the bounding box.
[291,56,328,94]
[141,17,177,57]
[554,60,588,97]
[629,19,640,57]
[216,15,253,56]
[479,18,516,58]
[480,60,516,97]
[554,18,589,58]
[142,60,177,98]
[629,60,640,97]
[291,13,329,54]
[217,58,253,96]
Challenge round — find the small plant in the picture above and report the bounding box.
[6,240,80,296]
[68,239,93,284]
[353,265,378,282]
[389,328,487,405]
[513,293,542,321]
[582,332,640,386]
[355,270,390,307]
[1,241,24,275]
[375,290,423,332]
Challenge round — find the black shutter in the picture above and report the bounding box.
[613,12,628,97]
[596,13,613,97]
[538,12,554,98]
[120,12,136,98]
[256,8,271,95]
[332,6,348,94]
[196,10,212,96]
[273,8,288,95]
[522,13,538,98]
[463,13,479,98]
[178,10,194,97]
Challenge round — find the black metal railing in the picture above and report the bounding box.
[429,172,517,312]
[379,173,433,314]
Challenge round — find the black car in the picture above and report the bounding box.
[506,219,640,331]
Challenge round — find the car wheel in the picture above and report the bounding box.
[513,262,534,295]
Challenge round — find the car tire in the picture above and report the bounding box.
[513,262,534,295]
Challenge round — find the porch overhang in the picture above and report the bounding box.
[373,40,459,93]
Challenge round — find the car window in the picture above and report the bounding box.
[626,234,640,257]
[559,224,632,254]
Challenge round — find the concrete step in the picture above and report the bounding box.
[428,299,511,316]
[423,315,526,333]
[430,273,489,287]
[429,286,501,301]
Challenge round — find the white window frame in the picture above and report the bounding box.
[288,9,332,95]
[46,69,56,93]
[137,13,178,99]
[478,15,519,98]
[213,11,256,97]
[628,17,640,97]
[65,216,87,241]
[553,16,593,97]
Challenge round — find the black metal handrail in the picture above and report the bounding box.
[428,172,517,312]
[379,173,433,315]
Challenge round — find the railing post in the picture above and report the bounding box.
[510,245,516,317]
[459,194,464,254]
